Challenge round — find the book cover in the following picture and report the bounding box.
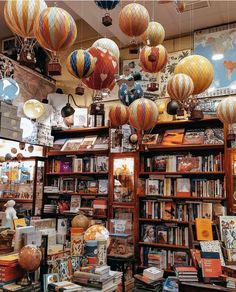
[13,218,26,229]
[79,136,97,150]
[195,218,213,241]
[93,136,109,149]
[161,129,185,146]
[70,196,81,213]
[87,181,98,193]
[147,179,159,196]
[204,128,224,145]
[98,179,108,194]
[202,203,213,220]
[183,129,205,145]
[142,224,156,243]
[176,178,191,197]
[190,249,201,267]
[122,124,136,152]
[137,178,146,196]
[60,158,73,173]
[142,134,159,145]
[201,252,222,278]
[110,128,122,153]
[156,227,168,244]
[96,156,108,172]
[73,107,88,127]
[219,216,236,248]
[73,158,83,173]
[61,138,84,151]
[152,156,166,172]
[163,202,176,220]
[177,156,201,172]
[173,251,188,265]
[53,139,67,150]
[163,276,178,292]
[200,240,225,266]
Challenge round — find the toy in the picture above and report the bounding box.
[4,200,18,229]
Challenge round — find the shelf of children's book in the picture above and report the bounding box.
[52,126,109,136]
[140,144,225,152]
[46,172,109,176]
[0,198,33,203]
[139,195,226,201]
[138,218,189,224]
[47,149,109,156]
[139,171,225,176]
[138,242,189,250]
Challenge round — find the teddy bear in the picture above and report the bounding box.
[4,200,18,229]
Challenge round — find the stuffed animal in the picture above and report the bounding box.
[4,200,18,230]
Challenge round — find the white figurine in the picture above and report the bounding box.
[4,200,18,229]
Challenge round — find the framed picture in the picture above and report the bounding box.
[74,108,88,127]
[2,37,17,54]
[194,23,236,97]
[43,273,59,292]
[198,96,224,115]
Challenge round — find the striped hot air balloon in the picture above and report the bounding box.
[119,3,150,37]
[139,45,168,73]
[82,47,118,91]
[109,104,130,127]
[140,21,165,46]
[4,0,47,38]
[66,50,95,79]
[167,74,194,102]
[129,98,158,130]
[217,96,236,125]
[92,38,120,60]
[174,55,214,95]
[34,7,77,53]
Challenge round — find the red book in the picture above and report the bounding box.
[201,252,222,278]
[175,266,197,274]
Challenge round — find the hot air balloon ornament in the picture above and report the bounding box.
[67,49,95,95]
[4,0,47,67]
[34,7,77,76]
[95,0,120,27]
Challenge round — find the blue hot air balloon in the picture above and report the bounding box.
[95,0,120,10]
[118,82,144,106]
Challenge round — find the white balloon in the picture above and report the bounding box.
[92,38,120,60]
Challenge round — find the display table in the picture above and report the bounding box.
[179,282,235,292]
[107,255,135,292]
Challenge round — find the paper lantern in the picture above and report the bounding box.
[92,38,120,60]
[4,0,47,38]
[109,104,130,127]
[119,82,143,106]
[0,78,20,103]
[82,47,118,91]
[167,74,194,102]
[129,98,158,130]
[139,45,168,73]
[167,100,179,115]
[84,225,109,242]
[23,99,45,119]
[67,49,95,79]
[140,21,165,46]
[119,3,150,37]
[174,55,214,95]
[95,0,119,10]
[18,245,42,272]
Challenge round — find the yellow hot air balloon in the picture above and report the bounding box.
[23,99,45,119]
[140,21,165,46]
[174,55,214,95]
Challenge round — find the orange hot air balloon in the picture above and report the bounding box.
[109,104,130,127]
[174,55,214,95]
[140,21,165,46]
[167,74,194,103]
[139,45,168,73]
[129,98,158,130]
[119,3,150,37]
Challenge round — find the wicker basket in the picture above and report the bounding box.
[0,228,14,254]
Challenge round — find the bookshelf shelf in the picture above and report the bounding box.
[138,195,226,201]
[138,218,189,224]
[141,144,224,152]
[44,192,108,196]
[154,117,222,126]
[139,171,225,176]
[47,149,109,156]
[42,212,107,220]
[138,242,189,250]
[0,198,33,203]
[52,126,109,135]
[46,172,108,176]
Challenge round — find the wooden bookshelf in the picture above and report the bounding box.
[138,195,226,201]
[139,171,225,176]
[141,144,224,152]
[138,218,189,224]
[0,198,33,203]
[46,172,108,176]
[138,242,189,250]
[47,149,109,156]
[52,126,109,135]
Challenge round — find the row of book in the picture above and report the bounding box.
[142,127,224,146]
[140,224,189,247]
[140,201,226,221]
[140,247,189,269]
[140,177,225,198]
[143,153,223,172]
[50,156,108,173]
[49,178,108,194]
[53,135,109,151]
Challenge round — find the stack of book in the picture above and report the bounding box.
[133,267,164,292]
[48,281,83,291]
[175,266,198,282]
[44,186,59,193]
[43,204,58,214]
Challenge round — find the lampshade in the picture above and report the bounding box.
[61,103,75,118]
[23,99,45,119]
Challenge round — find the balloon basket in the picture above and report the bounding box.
[227,133,236,142]
[148,53,157,62]
[188,109,204,120]
[17,272,32,287]
[18,51,36,69]
[102,13,112,27]
[176,108,185,116]
[147,82,159,92]
[48,60,61,76]
[129,41,139,54]
[75,86,85,95]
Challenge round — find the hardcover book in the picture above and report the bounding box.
[98,179,108,194]
[163,202,176,220]
[142,224,156,243]
[61,138,84,151]
[201,252,222,278]
[176,178,191,197]
[161,129,185,146]
[142,134,159,145]
[96,156,108,172]
[219,216,236,248]
[152,156,166,172]
[177,156,201,172]
[147,179,160,196]
[204,128,224,145]
[79,136,97,149]
[195,218,213,241]
[183,129,205,145]
[200,240,225,266]
[70,196,81,213]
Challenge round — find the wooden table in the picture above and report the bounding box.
[179,282,235,292]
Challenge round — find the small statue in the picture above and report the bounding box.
[4,200,18,229]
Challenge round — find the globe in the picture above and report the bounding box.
[18,245,42,272]
[84,225,109,242]
[71,214,90,231]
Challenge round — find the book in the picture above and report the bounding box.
[156,227,168,244]
[147,180,160,196]
[183,129,205,145]
[13,218,26,229]
[177,156,201,172]
[143,267,163,281]
[98,179,108,194]
[142,134,159,145]
[161,129,185,146]
[200,240,225,266]
[61,138,84,151]
[204,128,224,145]
[163,202,175,220]
[96,156,108,172]
[60,158,73,173]
[79,136,97,149]
[53,139,67,150]
[70,196,81,213]
[195,218,213,241]
[152,156,166,172]
[93,136,109,149]
[202,203,213,220]
[87,181,98,193]
[73,107,88,127]
[72,158,83,172]
[142,225,156,243]
[176,178,191,197]
[163,276,178,292]
[190,249,201,267]
[201,252,222,278]
[219,216,236,248]
[137,178,146,196]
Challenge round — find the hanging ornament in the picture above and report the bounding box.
[217,96,236,141]
[175,0,186,13]
[66,49,95,95]
[129,98,158,131]
[5,153,12,161]
[167,100,179,116]
[4,0,47,66]
[92,38,120,60]
[19,142,25,150]
[11,148,17,154]
[82,47,118,91]
[174,55,214,95]
[140,21,165,46]
[28,145,34,153]
[167,73,194,103]
[119,3,150,53]
[139,45,168,73]
[34,7,77,76]
[118,82,143,106]
[23,99,45,120]
[16,153,24,161]
[95,0,120,26]
[109,104,130,127]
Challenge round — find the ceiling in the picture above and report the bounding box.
[0,0,236,45]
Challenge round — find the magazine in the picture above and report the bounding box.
[183,129,205,145]
[79,136,97,149]
[61,138,84,151]
[204,128,224,145]
[161,129,185,146]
